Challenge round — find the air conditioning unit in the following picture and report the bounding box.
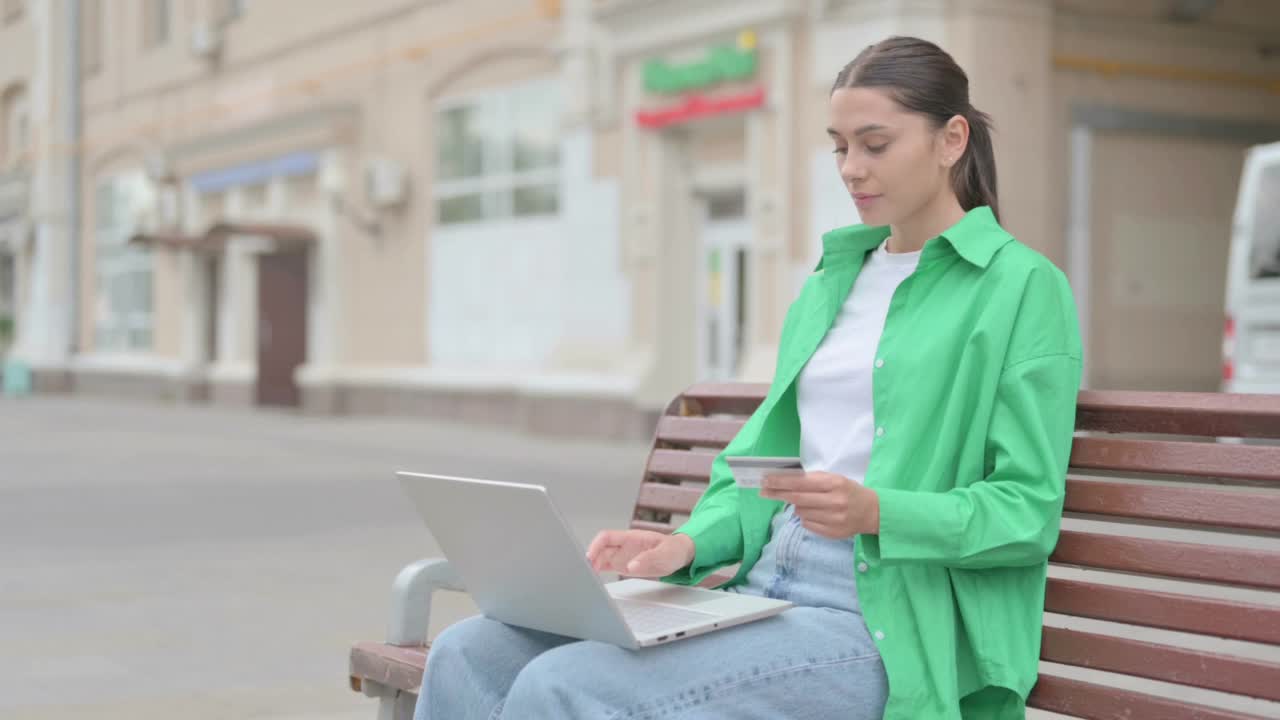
[132,205,160,236]
[191,21,224,61]
[364,158,408,209]
[129,183,161,234]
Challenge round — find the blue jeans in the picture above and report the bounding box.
[414,506,887,719]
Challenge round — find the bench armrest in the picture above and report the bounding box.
[387,557,465,647]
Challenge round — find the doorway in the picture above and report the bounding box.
[205,255,220,369]
[0,248,14,356]
[255,250,308,407]
[697,189,750,381]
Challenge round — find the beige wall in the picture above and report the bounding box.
[949,1,1056,261]
[593,126,622,179]
[1050,16,1280,266]
[356,42,560,368]
[77,0,564,369]
[1088,132,1248,391]
[151,245,183,356]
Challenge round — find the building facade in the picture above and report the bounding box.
[6,0,1280,439]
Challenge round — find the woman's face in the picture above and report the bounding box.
[827,86,960,227]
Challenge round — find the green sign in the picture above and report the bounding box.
[643,31,758,95]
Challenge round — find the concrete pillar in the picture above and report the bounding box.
[16,0,72,379]
[945,0,1055,260]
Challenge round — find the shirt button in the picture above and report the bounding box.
[875,427,885,437]
[857,562,869,573]
[874,630,886,641]
[875,359,885,368]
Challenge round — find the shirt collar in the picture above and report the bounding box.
[817,206,1012,270]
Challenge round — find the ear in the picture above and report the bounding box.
[938,114,970,169]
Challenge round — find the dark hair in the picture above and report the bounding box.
[831,36,999,221]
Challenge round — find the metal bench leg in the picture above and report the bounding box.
[364,679,418,720]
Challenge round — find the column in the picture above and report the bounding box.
[945,0,1054,258]
[17,0,71,374]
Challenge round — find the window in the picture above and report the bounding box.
[434,79,560,225]
[1250,161,1280,281]
[142,0,171,49]
[82,0,103,73]
[1,86,28,169]
[2,0,22,24]
[94,172,154,352]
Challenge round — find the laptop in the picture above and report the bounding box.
[397,471,792,649]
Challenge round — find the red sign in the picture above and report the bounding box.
[635,86,767,129]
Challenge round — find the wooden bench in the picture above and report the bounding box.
[349,383,1280,719]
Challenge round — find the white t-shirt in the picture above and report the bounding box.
[797,239,922,484]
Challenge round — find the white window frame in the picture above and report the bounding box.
[93,171,155,353]
[433,78,561,226]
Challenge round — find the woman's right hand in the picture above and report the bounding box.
[586,530,696,577]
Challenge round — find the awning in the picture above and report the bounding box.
[202,221,316,252]
[128,222,317,253]
[128,231,207,250]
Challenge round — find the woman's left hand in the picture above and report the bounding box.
[759,471,880,539]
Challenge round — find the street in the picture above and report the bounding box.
[0,395,648,719]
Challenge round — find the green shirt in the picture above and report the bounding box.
[662,206,1083,719]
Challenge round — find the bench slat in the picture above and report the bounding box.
[1051,530,1280,591]
[635,482,705,515]
[1064,479,1280,531]
[1028,673,1271,720]
[645,449,715,483]
[1075,390,1280,439]
[654,416,744,448]
[1041,626,1280,702]
[1045,578,1280,645]
[631,519,677,533]
[634,475,1280,531]
[1070,437,1280,483]
[679,382,769,416]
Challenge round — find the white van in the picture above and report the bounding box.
[1223,141,1280,394]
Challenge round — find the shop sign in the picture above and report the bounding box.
[636,31,765,129]
[636,87,766,129]
[643,32,758,95]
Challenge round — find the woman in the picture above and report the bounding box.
[416,35,1081,720]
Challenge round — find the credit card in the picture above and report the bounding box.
[726,456,803,489]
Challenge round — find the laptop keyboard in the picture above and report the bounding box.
[614,599,719,635]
